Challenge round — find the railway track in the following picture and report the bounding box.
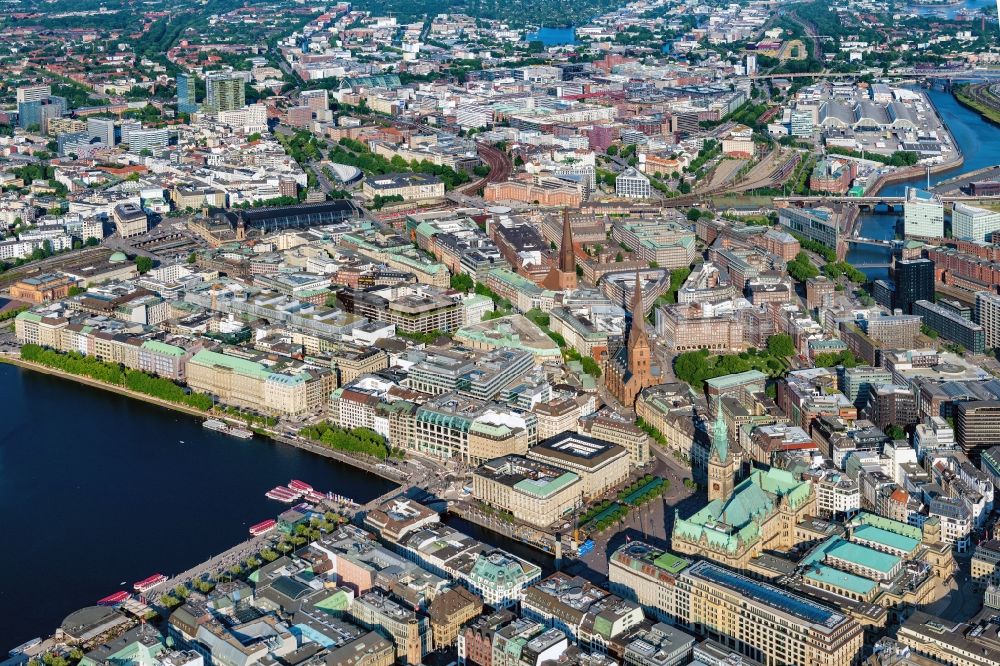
[455,142,513,196]
[962,82,1000,112]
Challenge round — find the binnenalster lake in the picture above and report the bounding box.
[0,363,398,650]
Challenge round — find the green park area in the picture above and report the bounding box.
[673,334,796,390]
[298,422,404,460]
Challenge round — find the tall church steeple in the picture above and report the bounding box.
[627,271,651,377]
[542,208,578,291]
[604,270,658,408]
[558,208,575,274]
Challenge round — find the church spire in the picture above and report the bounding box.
[628,271,648,345]
[626,271,651,379]
[559,208,575,273]
[542,208,578,292]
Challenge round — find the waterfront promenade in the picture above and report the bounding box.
[0,352,408,486]
[152,534,276,606]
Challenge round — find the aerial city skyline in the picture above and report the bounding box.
[2,1,1000,666]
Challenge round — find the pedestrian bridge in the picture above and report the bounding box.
[846,237,895,248]
[777,194,1000,206]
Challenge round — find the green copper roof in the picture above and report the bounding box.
[470,421,513,438]
[705,370,767,390]
[673,468,811,554]
[652,552,689,574]
[514,472,578,498]
[805,536,900,575]
[190,349,270,380]
[709,410,729,463]
[487,268,545,295]
[390,253,445,274]
[852,523,920,554]
[469,552,536,586]
[593,615,614,639]
[805,563,877,596]
[141,340,186,357]
[849,512,923,541]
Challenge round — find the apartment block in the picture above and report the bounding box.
[975,291,1000,350]
[953,202,1000,242]
[186,348,333,417]
[349,591,433,665]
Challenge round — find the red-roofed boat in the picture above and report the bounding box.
[97,591,130,605]
[249,519,277,536]
[133,573,167,593]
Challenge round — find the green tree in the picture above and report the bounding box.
[135,256,154,274]
[450,272,474,292]
[580,356,602,377]
[766,334,796,358]
[885,424,906,441]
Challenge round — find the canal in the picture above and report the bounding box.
[444,515,556,576]
[848,86,1000,279]
[0,363,398,650]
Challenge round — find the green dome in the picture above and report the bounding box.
[109,251,128,263]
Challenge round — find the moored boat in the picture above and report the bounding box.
[133,573,167,593]
[249,519,277,536]
[97,591,130,606]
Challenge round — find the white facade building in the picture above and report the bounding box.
[953,202,1000,242]
[903,187,944,238]
[616,167,651,199]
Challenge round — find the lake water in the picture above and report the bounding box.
[526,26,577,46]
[848,86,1000,277]
[0,363,397,650]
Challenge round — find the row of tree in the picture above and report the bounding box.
[298,422,403,460]
[787,251,821,283]
[20,344,213,410]
[826,146,920,167]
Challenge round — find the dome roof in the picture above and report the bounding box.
[109,251,128,263]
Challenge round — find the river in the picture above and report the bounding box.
[847,86,1000,279]
[907,0,994,19]
[0,363,397,650]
